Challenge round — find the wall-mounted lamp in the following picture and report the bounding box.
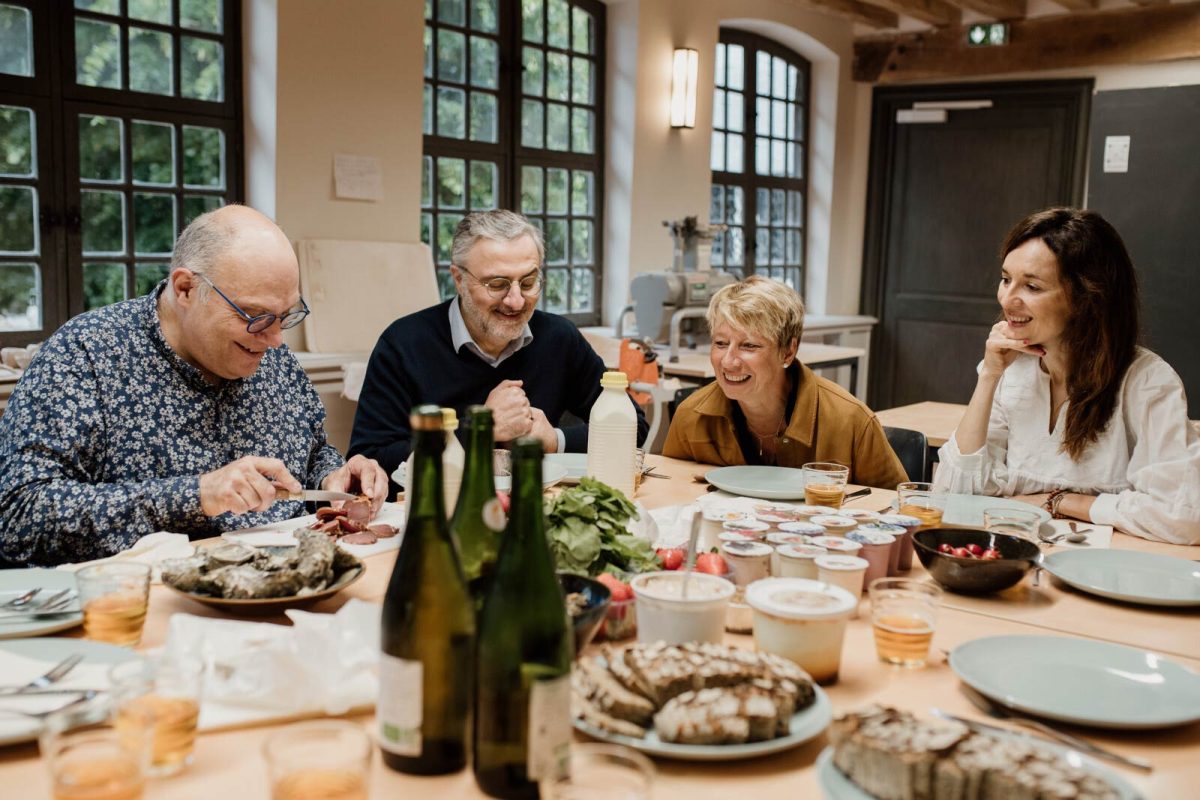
[669,48,699,128]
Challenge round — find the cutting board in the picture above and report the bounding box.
[297,239,439,353]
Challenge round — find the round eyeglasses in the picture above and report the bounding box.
[456,265,544,299]
[194,272,310,333]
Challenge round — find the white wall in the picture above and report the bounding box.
[603,0,867,323]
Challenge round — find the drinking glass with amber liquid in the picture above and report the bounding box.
[896,482,947,529]
[803,462,849,508]
[110,656,203,777]
[869,578,942,667]
[41,698,153,800]
[76,564,150,647]
[264,720,372,800]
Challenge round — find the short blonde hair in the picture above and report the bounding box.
[706,276,805,351]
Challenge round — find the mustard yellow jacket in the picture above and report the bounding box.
[663,365,908,490]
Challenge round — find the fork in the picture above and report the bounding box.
[961,685,1152,771]
[0,588,41,610]
[0,590,77,621]
[0,653,84,696]
[0,689,99,719]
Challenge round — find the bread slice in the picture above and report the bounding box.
[571,688,648,739]
[575,657,656,726]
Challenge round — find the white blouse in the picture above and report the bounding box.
[935,348,1200,545]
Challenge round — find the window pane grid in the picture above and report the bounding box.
[711,32,807,293]
[424,3,501,145]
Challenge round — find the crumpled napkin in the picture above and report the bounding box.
[57,532,195,583]
[163,599,380,731]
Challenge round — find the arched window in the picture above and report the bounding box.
[709,30,809,292]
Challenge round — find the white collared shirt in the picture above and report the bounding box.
[935,348,1200,544]
[447,299,563,452]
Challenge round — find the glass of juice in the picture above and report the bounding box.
[76,564,151,647]
[264,720,371,800]
[803,462,849,508]
[868,577,942,668]
[110,655,203,777]
[539,743,655,800]
[41,698,153,800]
[895,482,947,529]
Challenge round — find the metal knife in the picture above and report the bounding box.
[275,489,357,503]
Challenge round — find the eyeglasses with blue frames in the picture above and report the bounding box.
[194,272,310,333]
[455,265,544,299]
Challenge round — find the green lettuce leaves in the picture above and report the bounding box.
[544,478,658,577]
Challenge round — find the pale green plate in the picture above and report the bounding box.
[1042,549,1200,607]
[0,569,82,640]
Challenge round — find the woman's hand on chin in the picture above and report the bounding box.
[982,321,1047,379]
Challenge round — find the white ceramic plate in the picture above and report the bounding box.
[545,452,588,485]
[1042,549,1200,607]
[0,638,141,746]
[815,733,1143,800]
[940,494,1051,528]
[574,683,832,761]
[0,569,82,640]
[704,466,809,500]
[950,635,1200,729]
[391,460,568,493]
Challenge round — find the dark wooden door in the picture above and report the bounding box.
[862,80,1092,411]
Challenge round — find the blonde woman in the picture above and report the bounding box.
[663,276,906,489]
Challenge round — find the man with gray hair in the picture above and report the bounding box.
[350,209,646,490]
[0,205,388,566]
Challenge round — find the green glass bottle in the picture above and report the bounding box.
[474,438,573,799]
[378,405,475,775]
[451,405,506,605]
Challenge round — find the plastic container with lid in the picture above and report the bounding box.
[855,523,907,576]
[775,544,827,580]
[846,529,897,588]
[815,554,870,617]
[699,508,751,552]
[745,578,857,684]
[586,371,638,499]
[630,571,735,645]
[776,521,825,537]
[810,536,863,558]
[839,508,881,523]
[878,514,922,570]
[721,541,772,586]
[811,515,857,536]
[765,532,813,573]
[722,519,770,539]
[793,505,840,519]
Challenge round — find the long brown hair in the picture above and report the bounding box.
[1000,208,1139,460]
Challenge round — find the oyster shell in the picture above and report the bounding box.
[161,530,356,600]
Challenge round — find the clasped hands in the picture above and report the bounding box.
[486,379,557,453]
[199,454,388,517]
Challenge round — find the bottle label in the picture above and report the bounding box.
[526,674,571,781]
[482,497,507,532]
[377,653,422,756]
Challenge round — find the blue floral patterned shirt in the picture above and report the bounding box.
[0,284,344,566]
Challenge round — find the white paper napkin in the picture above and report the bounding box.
[163,599,380,731]
[221,502,406,558]
[0,650,114,740]
[1040,519,1114,549]
[57,532,195,583]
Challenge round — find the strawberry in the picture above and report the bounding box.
[655,548,684,570]
[494,490,510,513]
[695,552,729,575]
[596,572,633,602]
[966,543,984,557]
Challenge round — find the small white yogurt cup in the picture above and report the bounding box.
[631,571,735,645]
[811,515,858,536]
[811,536,864,558]
[745,578,857,684]
[777,521,825,537]
[815,554,870,617]
[776,544,828,580]
[721,541,773,586]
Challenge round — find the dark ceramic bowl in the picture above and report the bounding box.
[559,573,612,656]
[912,528,1041,594]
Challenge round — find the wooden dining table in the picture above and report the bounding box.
[2,455,1198,798]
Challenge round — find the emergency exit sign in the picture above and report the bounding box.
[967,23,1009,47]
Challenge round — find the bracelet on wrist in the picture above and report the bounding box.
[1043,489,1070,519]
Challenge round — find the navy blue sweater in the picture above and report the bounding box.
[348,300,648,491]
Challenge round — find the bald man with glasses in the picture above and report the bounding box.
[0,205,387,566]
[350,210,647,492]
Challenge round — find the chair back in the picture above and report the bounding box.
[883,425,929,483]
[669,385,700,418]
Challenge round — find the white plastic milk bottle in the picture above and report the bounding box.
[586,371,637,499]
[404,407,465,517]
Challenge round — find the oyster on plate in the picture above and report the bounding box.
[161,530,359,600]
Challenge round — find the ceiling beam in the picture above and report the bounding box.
[943,0,1026,19]
[854,3,1200,84]
[1046,0,1097,10]
[860,0,962,27]
[783,0,899,29]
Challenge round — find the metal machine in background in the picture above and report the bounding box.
[620,217,736,362]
